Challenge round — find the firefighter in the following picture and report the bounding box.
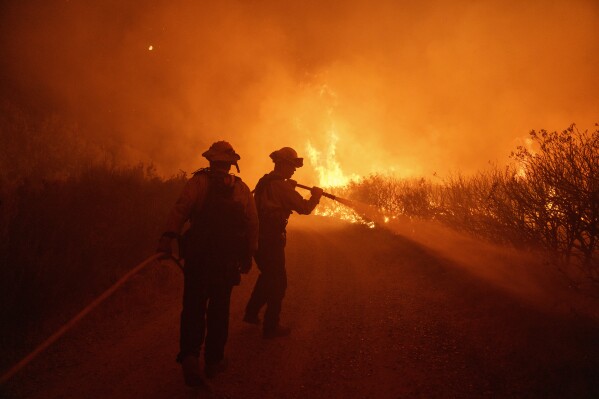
[243,147,323,339]
[157,141,258,387]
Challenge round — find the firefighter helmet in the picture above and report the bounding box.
[202,141,241,163]
[269,147,303,167]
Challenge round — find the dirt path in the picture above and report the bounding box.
[3,217,599,398]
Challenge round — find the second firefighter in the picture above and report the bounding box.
[244,147,323,338]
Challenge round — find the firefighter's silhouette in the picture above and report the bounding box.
[244,147,323,338]
[158,141,258,386]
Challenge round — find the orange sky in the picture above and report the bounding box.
[1,0,598,185]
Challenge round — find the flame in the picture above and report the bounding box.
[305,128,378,227]
[315,200,375,228]
[306,128,360,188]
[515,136,535,178]
[301,90,390,230]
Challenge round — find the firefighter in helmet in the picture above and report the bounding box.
[157,141,258,386]
[244,147,323,338]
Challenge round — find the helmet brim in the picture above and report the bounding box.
[202,150,241,163]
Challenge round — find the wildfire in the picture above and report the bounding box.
[316,201,375,228]
[306,129,380,228]
[300,85,395,230]
[306,127,360,188]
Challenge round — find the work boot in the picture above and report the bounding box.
[263,325,291,339]
[205,358,228,379]
[181,355,205,387]
[243,314,260,325]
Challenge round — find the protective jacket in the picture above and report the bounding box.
[164,168,258,285]
[254,171,320,236]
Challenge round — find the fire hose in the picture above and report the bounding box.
[0,252,182,385]
[291,181,383,226]
[293,182,337,200]
[291,181,358,210]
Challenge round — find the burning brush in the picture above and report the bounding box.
[289,180,384,227]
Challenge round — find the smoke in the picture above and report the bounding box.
[1,0,598,184]
[308,196,590,316]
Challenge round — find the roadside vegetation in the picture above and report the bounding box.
[332,124,598,286]
[0,102,186,370]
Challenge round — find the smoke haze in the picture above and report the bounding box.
[1,0,598,184]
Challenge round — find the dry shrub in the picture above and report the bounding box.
[0,163,186,369]
[343,175,436,217]
[343,124,598,285]
[505,125,598,281]
[0,101,189,368]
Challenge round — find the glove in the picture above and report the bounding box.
[310,186,324,200]
[287,179,298,188]
[239,254,253,274]
[157,233,174,255]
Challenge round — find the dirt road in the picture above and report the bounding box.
[3,217,599,398]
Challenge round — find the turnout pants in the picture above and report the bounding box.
[177,260,233,365]
[245,233,287,332]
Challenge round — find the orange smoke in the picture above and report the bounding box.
[1,0,598,185]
